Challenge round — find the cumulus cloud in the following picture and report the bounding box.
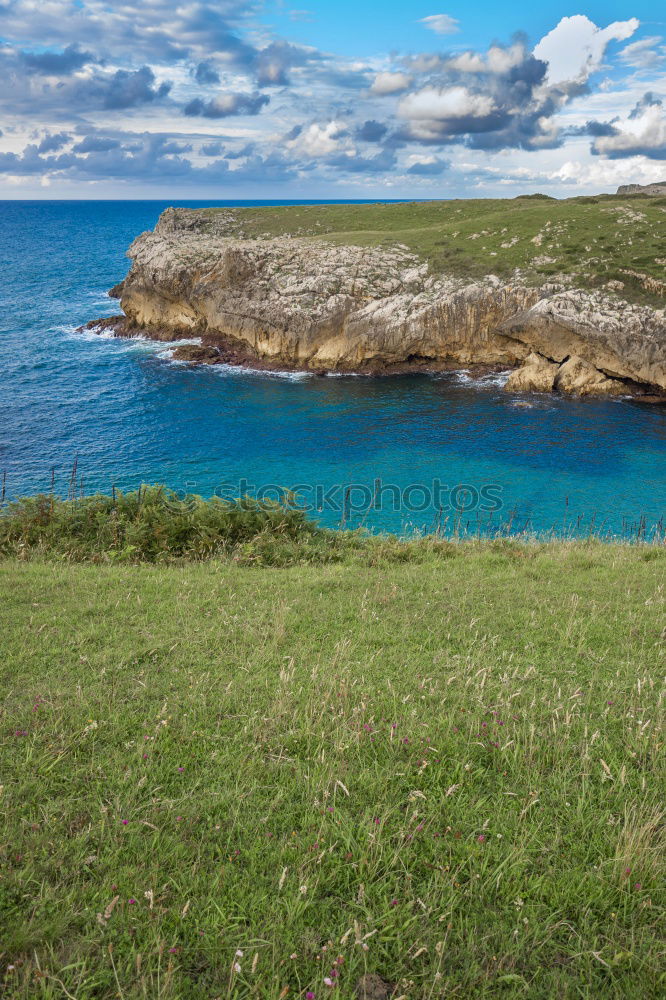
[21,43,93,75]
[288,120,349,157]
[629,92,662,120]
[100,67,172,110]
[399,86,496,123]
[356,120,388,142]
[0,129,297,184]
[406,155,449,175]
[200,140,225,156]
[0,4,662,192]
[370,71,412,96]
[533,15,639,85]
[194,61,221,85]
[72,135,121,153]
[592,103,666,160]
[418,14,460,36]
[324,147,398,173]
[395,40,563,150]
[37,131,71,153]
[183,92,270,118]
[255,41,314,86]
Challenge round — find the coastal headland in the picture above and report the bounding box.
[90,190,666,398]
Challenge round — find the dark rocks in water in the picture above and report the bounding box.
[170,344,220,364]
[108,281,125,299]
[633,394,666,405]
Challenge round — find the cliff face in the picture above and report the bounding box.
[115,207,666,392]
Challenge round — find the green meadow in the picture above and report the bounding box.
[199,194,666,305]
[0,494,664,998]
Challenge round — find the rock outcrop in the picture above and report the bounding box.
[504,352,559,393]
[554,356,626,396]
[616,181,666,196]
[103,206,666,396]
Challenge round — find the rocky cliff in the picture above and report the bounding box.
[105,206,666,396]
[616,181,666,196]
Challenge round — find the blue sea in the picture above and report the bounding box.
[1,199,665,538]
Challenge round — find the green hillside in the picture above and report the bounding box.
[197,194,666,305]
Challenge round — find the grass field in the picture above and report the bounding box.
[198,195,666,305]
[1,540,664,999]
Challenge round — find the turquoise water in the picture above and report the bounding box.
[1,200,665,538]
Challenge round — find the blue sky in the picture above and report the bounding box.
[0,2,664,197]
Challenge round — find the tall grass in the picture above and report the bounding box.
[0,545,664,998]
[0,487,346,565]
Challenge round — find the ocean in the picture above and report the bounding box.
[1,199,664,538]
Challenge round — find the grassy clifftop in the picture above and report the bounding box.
[198,194,666,304]
[1,544,664,998]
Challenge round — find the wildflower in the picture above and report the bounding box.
[290,953,297,959]
[128,898,137,905]
[634,882,642,890]
[323,977,333,987]
[390,898,398,907]
[121,820,128,825]
[234,962,241,973]
[169,947,178,953]
[477,835,486,843]
[307,993,316,998]
[178,767,184,772]
[236,950,244,958]
[299,884,308,895]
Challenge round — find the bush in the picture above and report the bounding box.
[0,487,342,566]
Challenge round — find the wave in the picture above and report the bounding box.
[450,368,512,389]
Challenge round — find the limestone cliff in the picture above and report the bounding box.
[107,206,666,395]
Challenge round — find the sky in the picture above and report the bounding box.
[0,1,664,198]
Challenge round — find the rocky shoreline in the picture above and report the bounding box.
[86,206,666,401]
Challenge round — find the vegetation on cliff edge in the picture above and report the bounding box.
[196,195,666,306]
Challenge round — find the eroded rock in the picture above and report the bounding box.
[99,207,666,394]
[554,356,626,396]
[170,344,220,364]
[505,352,560,393]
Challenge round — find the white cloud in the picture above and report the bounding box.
[288,121,348,157]
[593,105,666,159]
[534,15,639,85]
[418,14,460,36]
[369,71,413,96]
[447,44,528,75]
[618,37,666,70]
[398,86,495,121]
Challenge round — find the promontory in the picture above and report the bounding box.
[94,194,666,397]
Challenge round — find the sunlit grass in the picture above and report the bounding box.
[1,542,664,997]
[199,195,666,305]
